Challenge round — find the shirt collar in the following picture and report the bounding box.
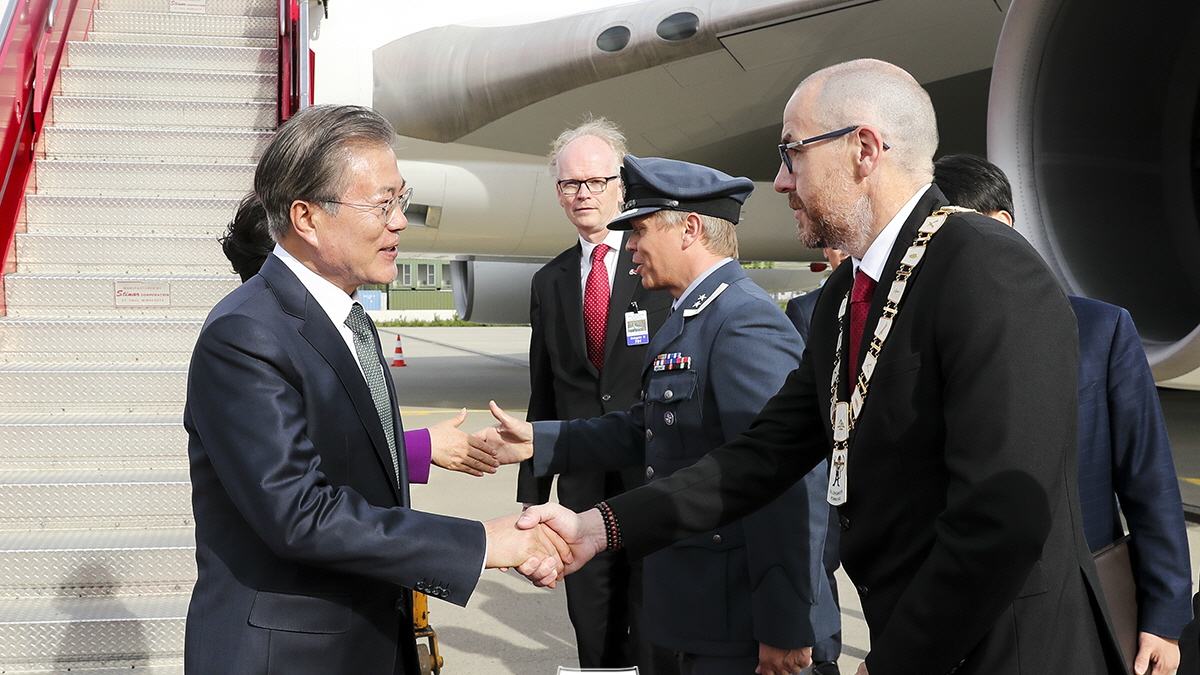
[272,244,361,325]
[853,183,932,281]
[672,257,735,311]
[580,229,625,260]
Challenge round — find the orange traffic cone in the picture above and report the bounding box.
[390,335,407,367]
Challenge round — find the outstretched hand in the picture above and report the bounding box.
[428,408,500,476]
[482,513,572,588]
[515,503,607,581]
[473,400,535,465]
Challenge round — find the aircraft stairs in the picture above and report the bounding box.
[0,0,275,670]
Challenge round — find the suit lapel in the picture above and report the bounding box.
[602,234,639,367]
[260,256,403,502]
[643,261,744,378]
[555,244,595,377]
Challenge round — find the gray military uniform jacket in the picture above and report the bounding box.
[533,260,839,655]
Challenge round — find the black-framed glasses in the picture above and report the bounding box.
[326,186,413,223]
[557,175,618,196]
[777,126,890,173]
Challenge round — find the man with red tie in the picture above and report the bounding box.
[520,119,676,673]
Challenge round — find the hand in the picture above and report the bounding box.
[473,400,534,465]
[854,663,869,675]
[428,408,500,476]
[756,642,812,675]
[1134,632,1179,675]
[482,513,572,588]
[516,503,606,579]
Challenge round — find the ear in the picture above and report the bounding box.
[851,125,887,179]
[679,212,704,250]
[290,200,320,247]
[991,210,1015,227]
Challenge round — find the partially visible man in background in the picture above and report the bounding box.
[520,119,676,673]
[935,153,1192,675]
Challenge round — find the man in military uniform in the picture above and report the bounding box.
[481,155,838,675]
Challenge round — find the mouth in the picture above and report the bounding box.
[380,245,398,257]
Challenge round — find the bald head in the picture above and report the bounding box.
[798,59,938,180]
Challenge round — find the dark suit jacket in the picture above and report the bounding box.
[183,255,485,675]
[519,234,672,509]
[785,287,821,344]
[605,187,1126,675]
[534,261,838,655]
[1071,294,1193,639]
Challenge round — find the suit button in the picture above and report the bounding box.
[856,584,869,599]
[601,394,611,402]
[839,515,851,531]
[646,466,655,479]
[663,390,673,400]
[645,429,653,442]
[712,534,722,544]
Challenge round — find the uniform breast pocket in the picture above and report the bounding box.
[645,372,700,460]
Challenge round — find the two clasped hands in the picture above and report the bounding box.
[458,401,607,588]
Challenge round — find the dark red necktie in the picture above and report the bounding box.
[584,244,610,371]
[848,269,877,384]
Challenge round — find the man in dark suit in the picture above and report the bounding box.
[183,104,564,675]
[934,153,1192,675]
[485,155,839,675]
[520,119,675,673]
[517,59,1127,675]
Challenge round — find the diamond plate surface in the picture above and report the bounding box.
[0,529,195,598]
[59,67,276,101]
[0,319,201,363]
[42,126,271,163]
[68,42,275,74]
[50,96,275,129]
[16,234,235,275]
[0,470,192,531]
[0,365,187,414]
[101,0,274,15]
[0,415,187,470]
[4,275,238,319]
[91,10,275,39]
[33,160,254,197]
[0,595,187,665]
[87,31,275,48]
[24,195,241,234]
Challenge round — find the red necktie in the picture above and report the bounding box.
[848,269,877,384]
[584,244,610,371]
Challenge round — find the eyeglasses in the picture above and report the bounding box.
[777,126,890,173]
[557,175,619,196]
[326,186,413,223]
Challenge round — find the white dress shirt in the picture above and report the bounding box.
[579,229,625,302]
[272,244,370,379]
[852,183,933,281]
[672,257,736,311]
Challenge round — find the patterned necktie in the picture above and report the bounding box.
[848,269,877,385]
[344,302,400,485]
[584,243,610,371]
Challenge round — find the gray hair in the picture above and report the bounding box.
[657,209,739,259]
[548,117,626,176]
[255,104,396,241]
[801,59,938,179]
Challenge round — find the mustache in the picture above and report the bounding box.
[788,194,804,211]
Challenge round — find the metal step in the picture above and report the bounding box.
[0,469,191,531]
[4,274,237,319]
[24,195,242,235]
[67,42,275,74]
[33,160,254,198]
[0,414,188,470]
[0,594,187,667]
[90,10,275,40]
[50,96,275,130]
[86,31,275,49]
[15,234,234,275]
[0,364,187,414]
[42,126,272,163]
[0,319,201,364]
[100,0,274,15]
[0,528,195,599]
[59,67,275,101]
[0,662,183,675]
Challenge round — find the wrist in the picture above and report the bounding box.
[593,501,622,552]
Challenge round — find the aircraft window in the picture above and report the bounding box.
[597,25,630,52]
[656,12,699,41]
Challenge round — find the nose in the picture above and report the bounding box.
[773,162,794,194]
[387,211,408,232]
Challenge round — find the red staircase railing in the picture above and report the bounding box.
[278,0,311,122]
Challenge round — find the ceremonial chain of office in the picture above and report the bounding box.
[826,206,975,506]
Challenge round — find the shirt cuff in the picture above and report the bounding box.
[404,429,432,484]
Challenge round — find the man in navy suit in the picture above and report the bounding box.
[483,155,839,675]
[934,153,1192,675]
[184,105,565,675]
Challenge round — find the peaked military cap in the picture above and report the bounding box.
[607,154,755,230]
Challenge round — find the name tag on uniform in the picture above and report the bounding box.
[625,310,649,345]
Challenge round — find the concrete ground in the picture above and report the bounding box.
[383,326,1200,675]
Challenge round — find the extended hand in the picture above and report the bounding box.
[756,642,812,675]
[429,408,500,476]
[473,400,534,465]
[1134,631,1179,675]
[516,503,606,582]
[482,513,572,588]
